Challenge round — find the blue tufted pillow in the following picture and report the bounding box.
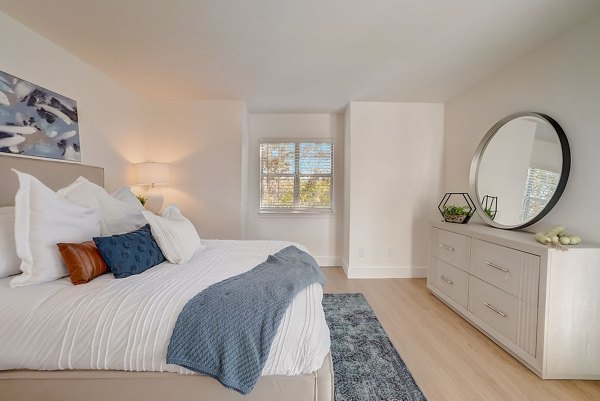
[93,224,166,279]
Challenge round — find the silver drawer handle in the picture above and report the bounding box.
[484,261,509,273]
[483,302,507,317]
[440,244,455,252]
[439,275,454,285]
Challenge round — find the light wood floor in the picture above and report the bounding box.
[321,267,600,401]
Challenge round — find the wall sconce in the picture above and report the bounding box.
[135,162,170,213]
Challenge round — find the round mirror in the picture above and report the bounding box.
[469,112,570,229]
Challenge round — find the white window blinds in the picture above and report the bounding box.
[260,141,333,212]
[520,167,560,222]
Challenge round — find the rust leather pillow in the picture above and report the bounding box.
[57,241,108,285]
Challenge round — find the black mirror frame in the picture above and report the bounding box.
[469,112,570,230]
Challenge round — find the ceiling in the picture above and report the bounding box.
[0,0,598,112]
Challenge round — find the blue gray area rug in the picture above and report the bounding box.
[323,293,427,401]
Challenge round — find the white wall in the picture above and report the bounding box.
[345,102,445,278]
[145,100,246,240]
[245,114,344,266]
[1,11,248,241]
[531,138,562,173]
[0,12,147,190]
[342,109,352,267]
[445,14,600,243]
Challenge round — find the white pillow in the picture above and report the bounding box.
[142,205,204,264]
[0,207,20,278]
[58,177,146,235]
[10,170,101,287]
[112,186,145,211]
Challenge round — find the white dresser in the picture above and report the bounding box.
[427,221,600,379]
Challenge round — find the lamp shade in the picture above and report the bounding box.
[135,162,170,186]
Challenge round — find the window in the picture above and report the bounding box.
[260,141,333,212]
[520,167,560,222]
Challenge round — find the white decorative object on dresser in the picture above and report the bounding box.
[427,221,600,379]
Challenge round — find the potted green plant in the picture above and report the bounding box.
[136,194,148,206]
[481,195,497,220]
[441,205,472,223]
[438,192,476,224]
[484,207,496,220]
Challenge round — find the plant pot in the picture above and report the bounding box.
[442,213,472,224]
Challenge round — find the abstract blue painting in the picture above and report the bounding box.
[0,70,80,162]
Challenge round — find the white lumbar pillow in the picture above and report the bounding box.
[0,207,20,278]
[58,177,146,235]
[10,170,101,287]
[142,205,204,264]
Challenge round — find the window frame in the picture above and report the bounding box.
[259,138,334,214]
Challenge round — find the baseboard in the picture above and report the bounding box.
[315,256,342,267]
[340,258,349,276]
[319,258,427,279]
[344,265,428,279]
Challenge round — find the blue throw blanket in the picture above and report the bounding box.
[166,245,326,394]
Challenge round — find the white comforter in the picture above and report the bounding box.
[0,240,330,376]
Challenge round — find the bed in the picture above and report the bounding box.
[0,157,333,401]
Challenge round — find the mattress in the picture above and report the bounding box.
[0,240,330,377]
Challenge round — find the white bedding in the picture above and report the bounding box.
[0,240,330,376]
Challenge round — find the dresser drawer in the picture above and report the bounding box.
[431,227,470,272]
[469,276,538,355]
[471,239,540,305]
[429,256,469,308]
[469,276,519,343]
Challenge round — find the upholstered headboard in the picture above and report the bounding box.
[0,156,104,206]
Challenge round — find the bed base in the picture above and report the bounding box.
[0,353,333,401]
